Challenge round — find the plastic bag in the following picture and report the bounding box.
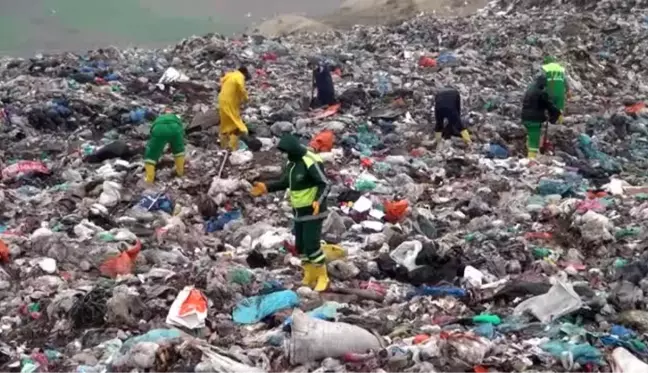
[390,241,423,271]
[0,239,9,262]
[288,309,384,364]
[540,341,602,368]
[100,240,142,278]
[310,130,335,152]
[612,347,648,373]
[321,242,346,262]
[2,161,50,181]
[232,290,299,324]
[513,280,582,323]
[99,181,122,207]
[166,286,208,329]
[384,200,409,222]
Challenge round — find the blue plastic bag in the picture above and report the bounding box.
[205,209,242,233]
[232,290,300,324]
[407,286,466,300]
[282,302,340,327]
[487,144,509,159]
[540,341,603,365]
[138,194,173,213]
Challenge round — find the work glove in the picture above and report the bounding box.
[312,201,320,216]
[460,129,472,145]
[250,182,267,197]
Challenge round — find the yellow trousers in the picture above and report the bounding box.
[219,131,239,151]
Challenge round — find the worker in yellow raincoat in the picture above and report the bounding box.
[218,66,251,151]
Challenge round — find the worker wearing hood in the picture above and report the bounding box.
[521,74,561,159]
[308,60,336,108]
[218,66,250,151]
[541,55,570,119]
[250,134,331,291]
[144,109,185,183]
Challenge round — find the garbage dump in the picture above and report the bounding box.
[4,0,648,371]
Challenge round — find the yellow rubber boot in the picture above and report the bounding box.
[144,164,156,183]
[460,129,472,144]
[228,134,240,151]
[174,155,185,177]
[312,264,330,292]
[301,263,317,287]
[528,151,537,160]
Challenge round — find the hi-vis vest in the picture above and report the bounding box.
[288,151,323,208]
[542,63,565,83]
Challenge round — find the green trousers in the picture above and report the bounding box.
[524,120,542,154]
[294,219,325,264]
[145,121,185,164]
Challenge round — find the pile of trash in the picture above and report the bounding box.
[3,0,648,371]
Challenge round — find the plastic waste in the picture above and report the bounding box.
[99,240,142,278]
[288,309,384,364]
[138,193,173,213]
[232,290,300,324]
[2,161,49,181]
[310,130,335,152]
[540,341,603,368]
[121,329,182,352]
[166,286,208,329]
[408,286,467,299]
[611,347,648,373]
[513,280,582,323]
[390,241,423,271]
[99,181,122,207]
[384,200,409,222]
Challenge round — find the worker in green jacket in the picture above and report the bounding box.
[250,134,331,291]
[541,56,570,123]
[144,109,185,183]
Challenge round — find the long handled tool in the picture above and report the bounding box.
[217,150,230,178]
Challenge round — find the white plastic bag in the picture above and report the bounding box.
[228,151,254,165]
[513,279,582,323]
[390,240,423,271]
[166,286,208,329]
[287,309,384,364]
[99,181,122,207]
[208,177,241,196]
[612,347,648,373]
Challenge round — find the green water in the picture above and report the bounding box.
[0,0,338,56]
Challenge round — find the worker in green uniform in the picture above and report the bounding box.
[540,56,570,123]
[144,109,185,183]
[521,75,561,159]
[250,134,331,291]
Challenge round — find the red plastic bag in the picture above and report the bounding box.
[384,200,409,222]
[309,130,335,152]
[2,161,50,181]
[0,239,9,263]
[311,103,341,119]
[418,56,437,68]
[100,240,142,278]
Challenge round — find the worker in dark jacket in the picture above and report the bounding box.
[309,61,336,108]
[434,88,471,145]
[522,75,561,159]
[250,134,331,291]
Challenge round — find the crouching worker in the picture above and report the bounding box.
[434,87,471,145]
[144,109,185,183]
[219,66,251,151]
[521,75,561,159]
[250,134,331,291]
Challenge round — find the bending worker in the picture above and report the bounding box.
[250,134,331,291]
[434,87,471,145]
[521,75,561,159]
[219,66,251,151]
[308,60,336,108]
[144,109,185,183]
[540,56,569,121]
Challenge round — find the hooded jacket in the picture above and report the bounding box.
[266,135,330,219]
[521,75,561,123]
[219,71,248,108]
